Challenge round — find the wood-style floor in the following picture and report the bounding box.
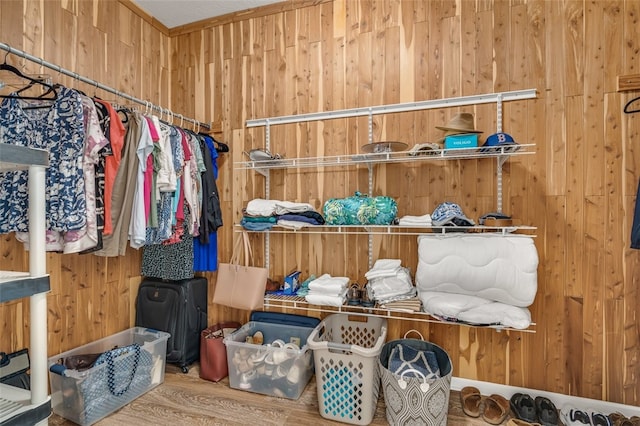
[49,363,491,425]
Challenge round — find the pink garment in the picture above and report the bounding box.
[143,116,160,223]
[176,129,192,224]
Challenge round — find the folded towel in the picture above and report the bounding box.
[305,290,347,307]
[308,282,347,295]
[398,214,432,226]
[371,259,402,270]
[276,219,310,230]
[368,267,414,299]
[365,267,402,280]
[310,274,350,287]
[245,198,278,216]
[365,259,403,280]
[274,200,315,215]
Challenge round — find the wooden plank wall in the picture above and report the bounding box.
[0,0,639,407]
[169,0,640,405]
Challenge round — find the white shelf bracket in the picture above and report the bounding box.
[496,156,505,213]
[265,120,271,270]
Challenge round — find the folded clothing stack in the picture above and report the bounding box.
[242,199,323,231]
[304,274,349,307]
[365,259,416,304]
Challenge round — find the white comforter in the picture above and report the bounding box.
[419,291,532,329]
[415,234,538,307]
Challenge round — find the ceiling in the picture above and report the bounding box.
[131,0,284,29]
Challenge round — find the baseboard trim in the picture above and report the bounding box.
[450,377,640,419]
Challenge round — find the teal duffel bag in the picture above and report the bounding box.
[323,191,397,225]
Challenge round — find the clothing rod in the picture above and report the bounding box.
[0,42,209,130]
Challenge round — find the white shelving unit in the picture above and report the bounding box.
[240,89,538,331]
[0,143,51,425]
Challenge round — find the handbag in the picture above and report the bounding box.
[212,231,268,311]
[199,321,241,382]
[61,352,102,371]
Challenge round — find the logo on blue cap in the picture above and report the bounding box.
[481,132,519,153]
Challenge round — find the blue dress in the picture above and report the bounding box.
[0,86,86,233]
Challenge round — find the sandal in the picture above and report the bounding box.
[534,396,559,426]
[460,386,482,418]
[561,405,592,425]
[591,412,613,426]
[609,413,633,426]
[483,394,511,425]
[511,393,538,423]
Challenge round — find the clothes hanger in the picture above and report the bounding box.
[624,95,640,114]
[0,50,58,101]
[212,136,229,153]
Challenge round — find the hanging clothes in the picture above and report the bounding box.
[194,134,223,272]
[94,99,125,236]
[0,86,86,241]
[632,180,640,249]
[95,111,142,257]
[63,93,109,254]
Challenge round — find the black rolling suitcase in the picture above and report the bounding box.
[135,277,208,373]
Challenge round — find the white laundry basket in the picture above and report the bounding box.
[307,314,387,425]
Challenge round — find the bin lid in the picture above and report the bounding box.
[250,311,320,328]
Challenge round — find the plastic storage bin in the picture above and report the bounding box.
[223,320,315,399]
[48,327,170,426]
[307,314,388,425]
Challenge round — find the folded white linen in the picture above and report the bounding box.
[245,199,316,217]
[398,214,432,226]
[310,274,350,287]
[245,198,278,216]
[305,291,347,307]
[276,219,310,230]
[365,267,402,280]
[308,282,347,295]
[364,259,403,280]
[371,259,402,270]
[367,267,414,299]
[274,200,315,215]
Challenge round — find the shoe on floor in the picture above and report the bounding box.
[460,386,482,417]
[591,411,613,426]
[511,393,538,423]
[561,405,592,425]
[534,396,559,426]
[483,394,511,425]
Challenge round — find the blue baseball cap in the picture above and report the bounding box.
[481,132,519,153]
[431,202,475,227]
